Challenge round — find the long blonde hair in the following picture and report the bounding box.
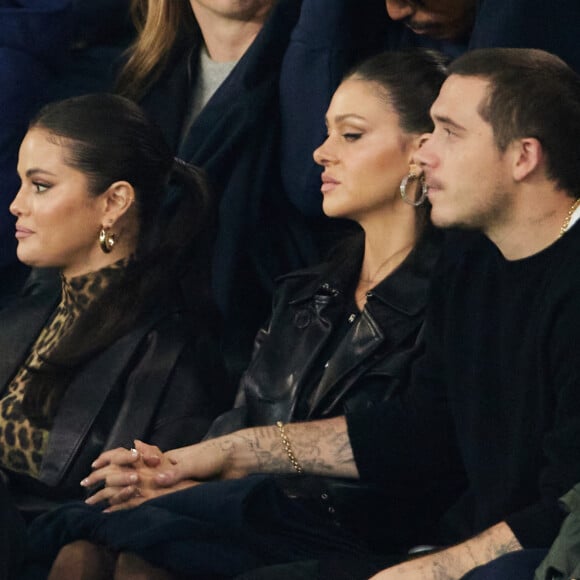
[116,0,197,100]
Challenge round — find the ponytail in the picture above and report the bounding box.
[23,156,217,427]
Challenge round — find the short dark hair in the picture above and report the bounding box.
[449,48,580,198]
[346,49,449,135]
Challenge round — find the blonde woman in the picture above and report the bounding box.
[116,0,315,382]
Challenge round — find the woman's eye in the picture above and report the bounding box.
[444,128,455,137]
[343,133,362,142]
[33,182,49,193]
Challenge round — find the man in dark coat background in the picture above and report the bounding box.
[0,0,72,306]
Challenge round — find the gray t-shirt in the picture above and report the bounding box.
[181,45,237,144]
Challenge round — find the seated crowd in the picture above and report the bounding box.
[1,1,580,580]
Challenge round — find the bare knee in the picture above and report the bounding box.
[48,540,115,580]
[115,552,177,580]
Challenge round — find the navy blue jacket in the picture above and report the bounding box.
[137,0,318,375]
[0,1,72,291]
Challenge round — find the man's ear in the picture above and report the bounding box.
[101,181,135,227]
[512,137,543,182]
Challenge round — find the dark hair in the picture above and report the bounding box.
[335,49,448,236]
[449,48,580,198]
[22,93,215,426]
[324,50,448,267]
[346,49,449,135]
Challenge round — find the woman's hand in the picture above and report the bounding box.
[81,440,196,510]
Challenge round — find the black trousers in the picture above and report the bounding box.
[234,556,403,580]
[29,475,385,578]
[0,476,28,580]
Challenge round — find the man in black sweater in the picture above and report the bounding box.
[85,47,580,580]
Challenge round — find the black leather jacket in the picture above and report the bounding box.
[0,278,223,514]
[205,230,443,550]
[208,229,441,434]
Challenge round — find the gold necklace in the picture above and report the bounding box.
[559,197,580,238]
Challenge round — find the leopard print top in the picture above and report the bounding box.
[0,261,126,478]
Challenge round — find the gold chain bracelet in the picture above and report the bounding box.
[276,421,304,474]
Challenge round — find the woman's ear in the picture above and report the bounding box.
[408,133,431,163]
[418,133,431,148]
[101,181,135,226]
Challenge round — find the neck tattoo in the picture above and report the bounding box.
[559,197,580,238]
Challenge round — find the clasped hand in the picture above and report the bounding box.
[80,433,246,512]
[80,440,196,511]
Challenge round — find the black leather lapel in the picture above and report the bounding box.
[306,308,384,415]
[40,316,159,486]
[0,292,58,391]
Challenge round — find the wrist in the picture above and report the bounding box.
[227,425,295,477]
[221,429,262,478]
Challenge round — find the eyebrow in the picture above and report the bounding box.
[326,113,368,125]
[24,168,57,178]
[432,114,467,132]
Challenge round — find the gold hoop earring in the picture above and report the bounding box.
[400,170,428,207]
[99,228,116,253]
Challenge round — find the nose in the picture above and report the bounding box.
[9,185,27,217]
[385,0,415,21]
[313,136,335,167]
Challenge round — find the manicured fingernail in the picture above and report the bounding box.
[80,478,89,487]
[129,473,138,483]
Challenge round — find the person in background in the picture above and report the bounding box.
[0,0,73,307]
[0,93,227,522]
[116,0,317,383]
[31,49,450,580]
[47,0,134,100]
[281,0,580,219]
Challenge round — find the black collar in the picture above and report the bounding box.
[282,229,443,318]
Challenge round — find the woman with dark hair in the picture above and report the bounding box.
[0,93,226,517]
[29,49,452,580]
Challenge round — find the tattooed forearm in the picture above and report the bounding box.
[431,561,455,580]
[254,417,358,478]
[289,418,358,477]
[484,529,522,559]
[368,522,522,580]
[240,426,289,473]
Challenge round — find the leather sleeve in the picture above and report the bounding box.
[147,342,218,450]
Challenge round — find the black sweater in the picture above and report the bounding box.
[348,223,580,549]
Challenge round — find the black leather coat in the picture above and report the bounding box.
[208,230,442,434]
[205,230,443,550]
[0,281,221,511]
